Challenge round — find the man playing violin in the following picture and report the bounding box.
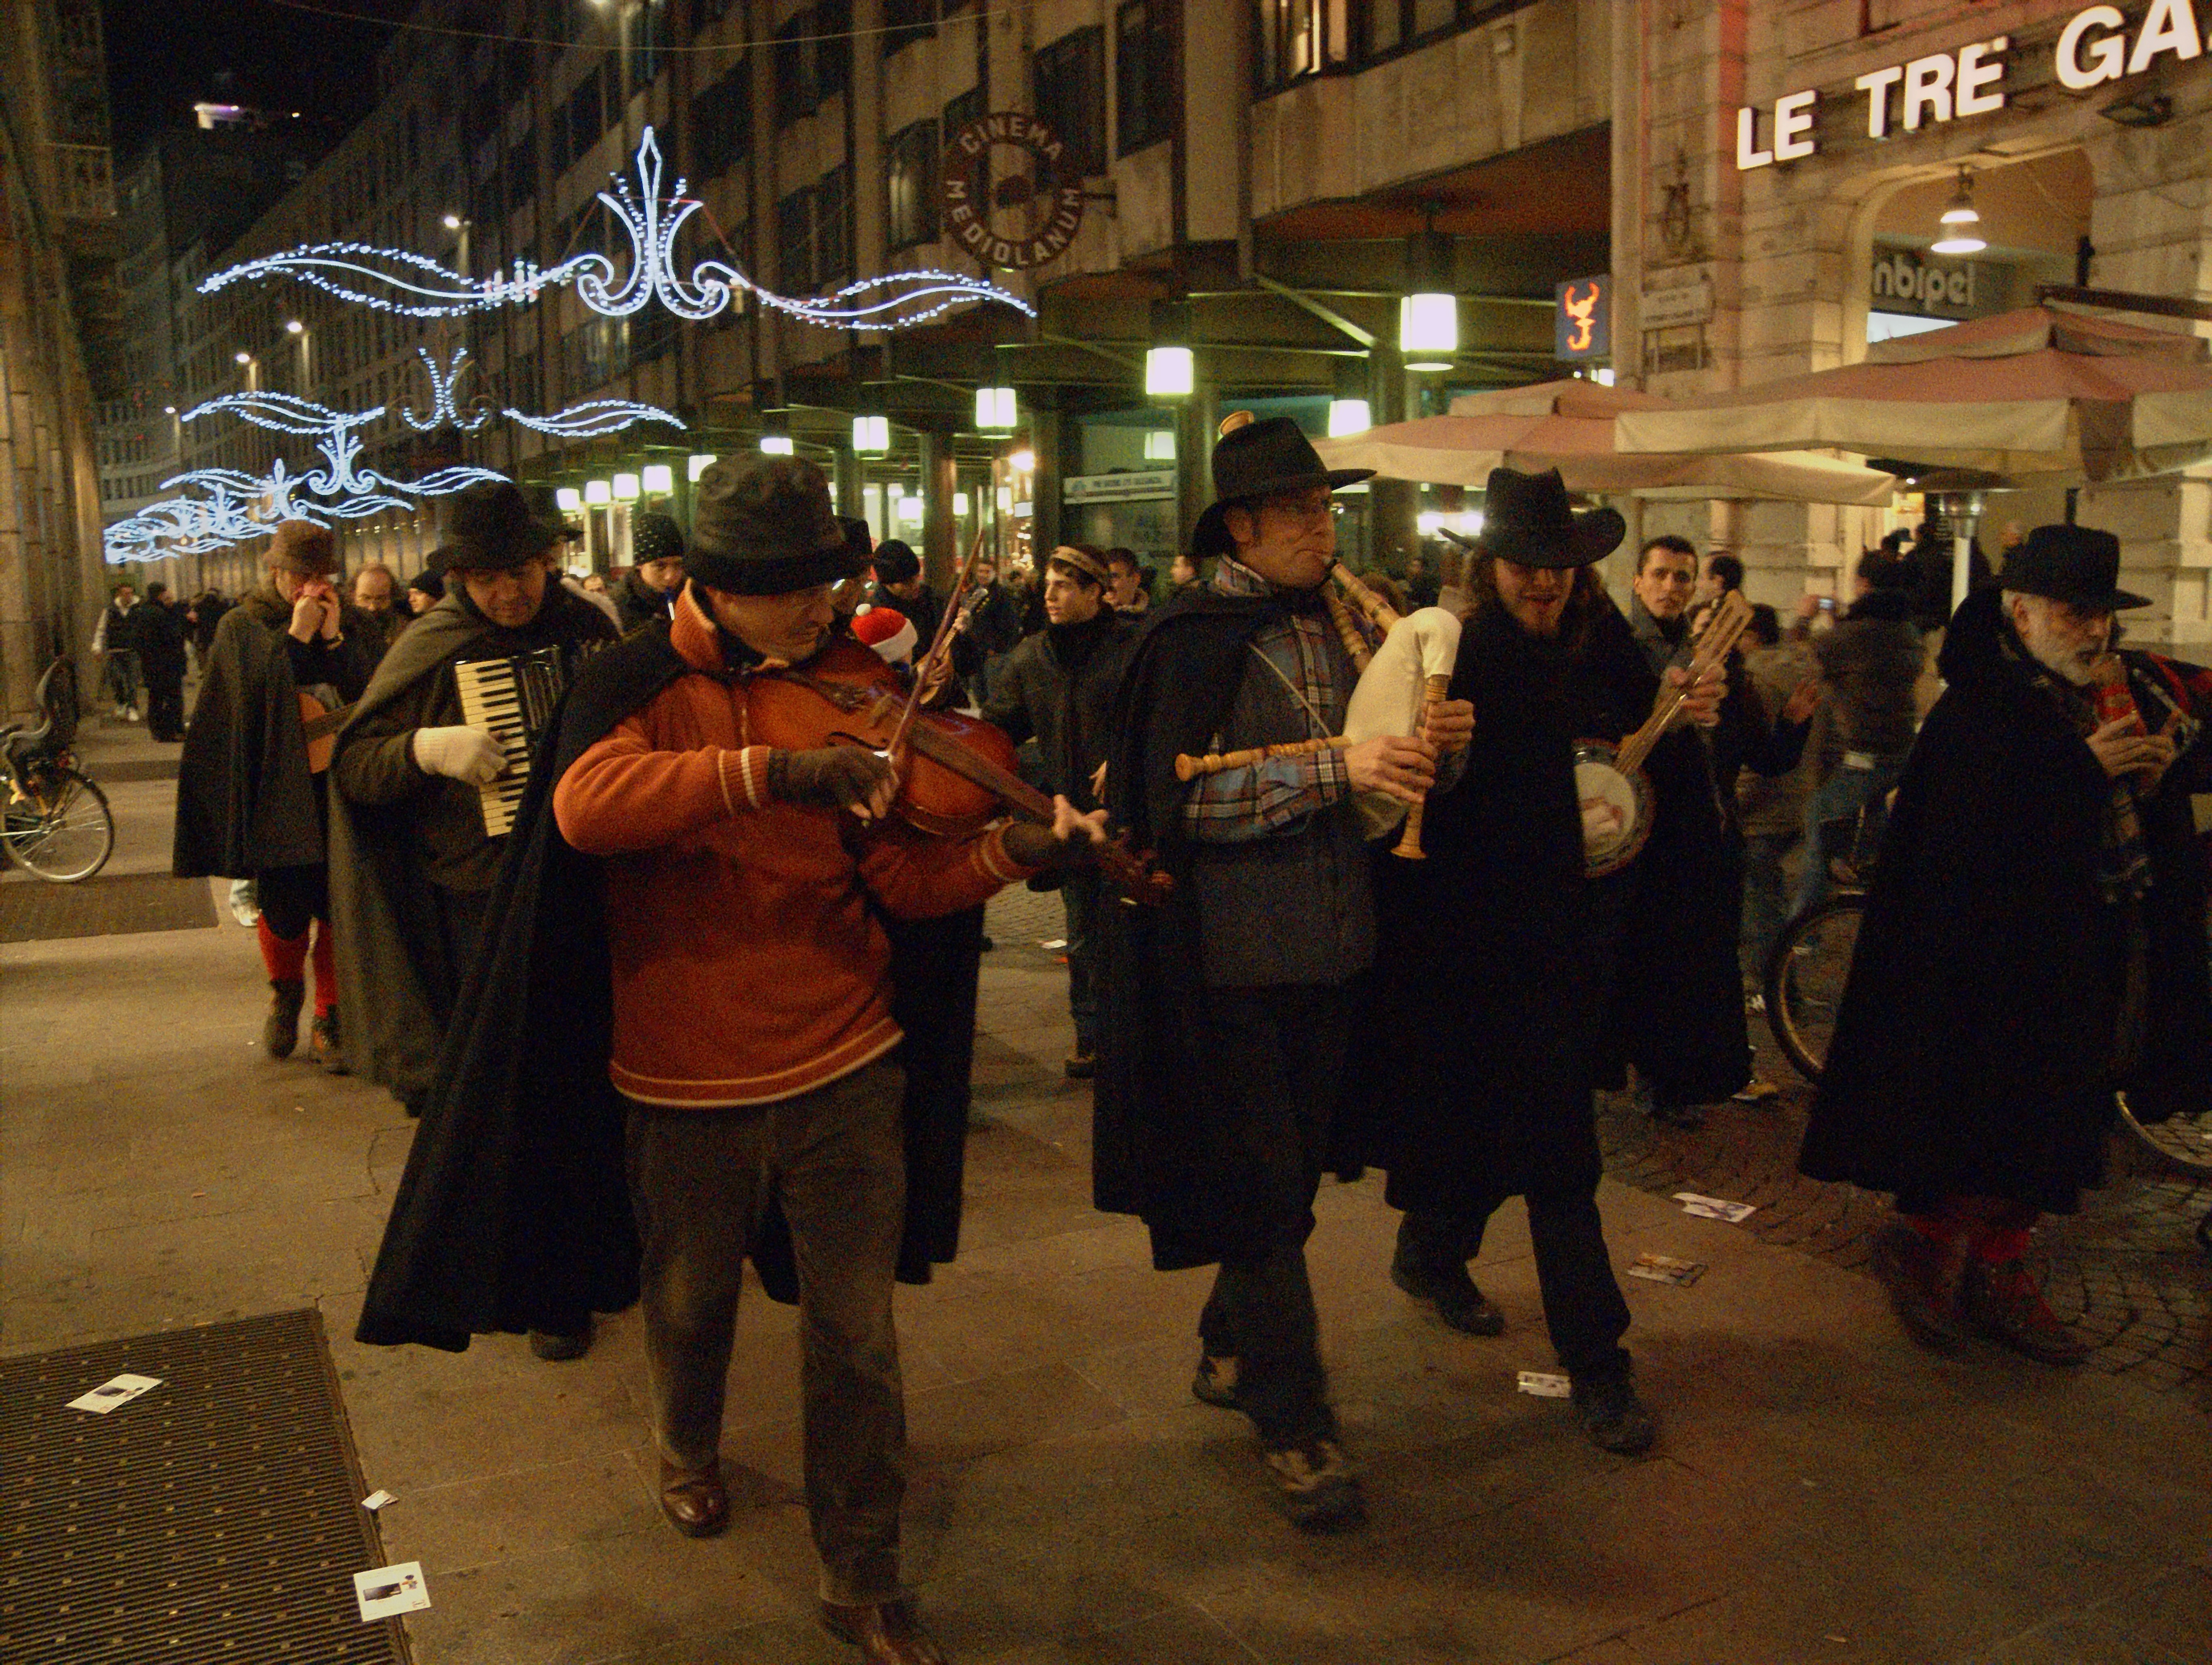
[546,458,1098,1665]
[1099,415,1472,1534]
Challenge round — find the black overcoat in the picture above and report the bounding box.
[1798,588,2212,1214]
[356,622,986,1350]
[1093,588,1362,1271]
[1357,607,1604,1210]
[172,590,375,878]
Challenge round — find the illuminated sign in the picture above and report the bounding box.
[941,113,1087,270]
[202,127,1035,329]
[1735,3,2204,170]
[1063,469,1177,504]
[1555,276,1611,360]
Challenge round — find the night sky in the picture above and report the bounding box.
[101,0,407,158]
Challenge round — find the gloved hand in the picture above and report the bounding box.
[768,746,898,817]
[411,725,507,785]
[1001,796,1109,871]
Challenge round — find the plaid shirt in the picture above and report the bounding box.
[1181,559,1355,842]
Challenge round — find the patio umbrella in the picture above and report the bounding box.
[1613,306,2212,485]
[1313,379,1897,506]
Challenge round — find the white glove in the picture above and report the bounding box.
[411,725,507,785]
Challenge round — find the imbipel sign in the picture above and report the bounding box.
[1735,2,2205,170]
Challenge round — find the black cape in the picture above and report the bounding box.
[173,590,376,879]
[356,622,986,1349]
[1355,606,1604,1210]
[327,587,615,1103]
[1093,588,1361,1271]
[1799,588,2212,1214]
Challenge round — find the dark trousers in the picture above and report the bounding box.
[1062,870,1100,1055]
[1192,984,1350,1447]
[1399,1173,1633,1384]
[144,674,185,740]
[626,1062,908,1605]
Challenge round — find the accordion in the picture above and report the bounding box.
[452,647,569,837]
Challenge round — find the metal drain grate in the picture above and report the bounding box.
[0,875,216,943]
[0,1309,408,1663]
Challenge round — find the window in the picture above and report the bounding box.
[882,0,935,57]
[505,129,536,215]
[884,119,938,251]
[943,83,984,145]
[1255,0,1348,93]
[627,0,668,93]
[1116,0,1174,156]
[817,166,851,286]
[775,13,816,125]
[565,67,605,172]
[692,71,751,180]
[1354,0,1528,79]
[817,0,852,100]
[1033,27,1106,180]
[778,187,815,291]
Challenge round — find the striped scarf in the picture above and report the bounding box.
[2000,627,2153,905]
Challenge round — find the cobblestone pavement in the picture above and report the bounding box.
[1594,1022,2212,1398]
[985,886,2212,1399]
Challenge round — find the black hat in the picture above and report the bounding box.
[1460,467,1624,569]
[2004,525,2149,611]
[686,457,870,595]
[442,481,561,573]
[871,539,921,583]
[631,510,686,567]
[408,562,447,600]
[1192,414,1372,559]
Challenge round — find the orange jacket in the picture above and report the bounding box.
[552,588,1032,1106]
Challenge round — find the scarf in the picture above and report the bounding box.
[1998,623,2152,905]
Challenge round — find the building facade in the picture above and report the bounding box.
[117,1,2210,647]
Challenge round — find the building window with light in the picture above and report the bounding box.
[1116,0,1174,157]
[884,119,939,252]
[627,0,668,93]
[1034,27,1106,180]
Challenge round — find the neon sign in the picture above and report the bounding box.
[200,128,1034,329]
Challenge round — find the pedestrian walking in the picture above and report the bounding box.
[93,583,143,721]
[135,582,190,741]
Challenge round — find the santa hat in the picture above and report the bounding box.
[851,604,917,665]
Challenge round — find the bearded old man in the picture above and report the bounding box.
[1800,526,2210,1364]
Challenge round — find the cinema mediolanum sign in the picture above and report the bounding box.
[1735,2,2204,170]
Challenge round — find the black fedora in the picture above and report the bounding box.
[1453,466,1624,569]
[2003,525,2149,611]
[441,481,561,573]
[1192,414,1371,558]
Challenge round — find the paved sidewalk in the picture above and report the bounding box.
[3,759,2208,1664]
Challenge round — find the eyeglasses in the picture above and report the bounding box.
[1259,495,1340,527]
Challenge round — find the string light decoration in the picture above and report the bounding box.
[199,128,1034,331]
[100,373,685,562]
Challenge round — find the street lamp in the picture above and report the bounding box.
[853,415,890,455]
[641,463,674,495]
[975,386,1017,433]
[1930,168,1986,256]
[758,435,794,456]
[585,479,612,506]
[688,452,719,478]
[556,486,584,512]
[1401,227,1458,372]
[1145,300,1195,398]
[612,471,641,501]
[1328,399,1373,436]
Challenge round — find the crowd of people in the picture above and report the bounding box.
[156,433,2209,1665]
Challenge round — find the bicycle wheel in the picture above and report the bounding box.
[3,769,114,882]
[2115,1091,2212,1178]
[1763,894,1865,1084]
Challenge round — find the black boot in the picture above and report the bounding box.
[263,980,305,1060]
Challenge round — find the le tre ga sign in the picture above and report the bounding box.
[1736,2,2205,170]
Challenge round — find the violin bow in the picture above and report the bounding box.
[884,525,988,767]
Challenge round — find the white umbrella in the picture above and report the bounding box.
[1314,379,1896,505]
[1615,307,2212,484]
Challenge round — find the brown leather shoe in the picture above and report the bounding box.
[656,1458,728,1538]
[1960,1259,2090,1365]
[1869,1220,1968,1352]
[819,1598,949,1665]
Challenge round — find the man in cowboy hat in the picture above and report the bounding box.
[327,481,617,1357]
[1366,467,1727,1456]
[175,520,378,1069]
[360,457,1101,1665]
[1099,414,1473,1532]
[1803,525,2210,1365]
[978,543,1141,1077]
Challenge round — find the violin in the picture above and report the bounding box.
[749,637,1173,906]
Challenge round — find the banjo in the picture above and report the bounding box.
[1575,589,1752,878]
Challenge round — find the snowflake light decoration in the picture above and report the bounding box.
[200,127,1034,330]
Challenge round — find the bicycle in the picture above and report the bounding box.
[1,660,115,884]
[1763,802,1882,1084]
